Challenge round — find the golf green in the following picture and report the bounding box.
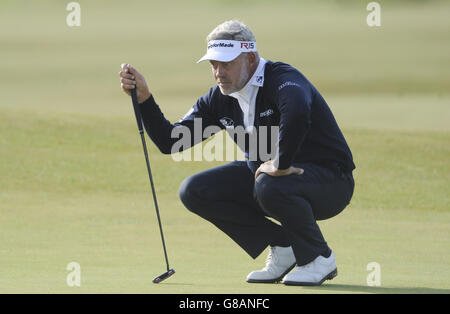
[0,0,448,294]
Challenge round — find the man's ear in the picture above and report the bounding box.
[248,52,258,65]
[244,52,257,69]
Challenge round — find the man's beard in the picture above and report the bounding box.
[219,62,250,95]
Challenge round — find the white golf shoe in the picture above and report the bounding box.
[282,251,338,286]
[246,246,296,283]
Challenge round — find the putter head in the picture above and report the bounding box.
[153,269,175,284]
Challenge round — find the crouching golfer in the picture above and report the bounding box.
[119,20,355,286]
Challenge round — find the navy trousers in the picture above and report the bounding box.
[179,161,354,266]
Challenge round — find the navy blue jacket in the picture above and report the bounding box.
[139,61,355,173]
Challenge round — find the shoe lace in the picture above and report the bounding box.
[304,262,314,270]
[264,247,278,269]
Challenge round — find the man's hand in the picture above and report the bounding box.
[119,63,151,104]
[255,160,304,180]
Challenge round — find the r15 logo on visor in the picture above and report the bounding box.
[241,42,255,50]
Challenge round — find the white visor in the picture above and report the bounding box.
[197,40,257,63]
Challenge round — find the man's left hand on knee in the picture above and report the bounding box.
[255,160,304,180]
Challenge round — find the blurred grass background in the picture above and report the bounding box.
[0,0,449,293]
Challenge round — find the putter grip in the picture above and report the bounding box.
[131,88,143,132]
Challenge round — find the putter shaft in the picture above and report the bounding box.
[130,88,173,277]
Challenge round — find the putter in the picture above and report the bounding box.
[130,88,175,284]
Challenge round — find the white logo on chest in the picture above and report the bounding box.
[220,117,235,128]
[260,109,274,118]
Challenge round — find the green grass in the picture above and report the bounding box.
[0,0,449,293]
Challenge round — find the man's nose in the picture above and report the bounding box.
[215,65,225,77]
